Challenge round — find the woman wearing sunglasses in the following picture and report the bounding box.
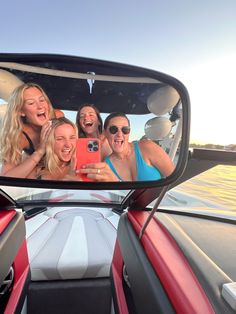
[77,112,174,181]
[103,112,174,181]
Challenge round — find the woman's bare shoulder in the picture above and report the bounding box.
[55,109,64,118]
[138,139,160,150]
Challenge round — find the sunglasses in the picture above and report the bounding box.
[108,125,131,135]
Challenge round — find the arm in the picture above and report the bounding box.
[1,122,52,178]
[1,150,45,178]
[77,162,120,182]
[139,140,175,177]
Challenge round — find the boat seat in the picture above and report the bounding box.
[25,207,119,281]
[144,116,172,141]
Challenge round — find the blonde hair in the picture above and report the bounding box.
[0,83,55,165]
[40,117,78,176]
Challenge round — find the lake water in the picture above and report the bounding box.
[175,165,236,211]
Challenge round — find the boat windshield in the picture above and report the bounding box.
[0,185,128,206]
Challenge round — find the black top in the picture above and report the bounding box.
[22,131,35,155]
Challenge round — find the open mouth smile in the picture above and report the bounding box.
[84,121,94,127]
[114,139,124,147]
[36,111,47,119]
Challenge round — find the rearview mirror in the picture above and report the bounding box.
[0,53,190,189]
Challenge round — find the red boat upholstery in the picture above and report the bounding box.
[0,210,30,314]
[127,211,215,314]
[113,211,215,314]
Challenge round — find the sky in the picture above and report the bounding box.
[1,0,236,145]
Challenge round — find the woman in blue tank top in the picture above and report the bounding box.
[79,112,174,182]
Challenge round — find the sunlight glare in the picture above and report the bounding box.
[180,54,236,145]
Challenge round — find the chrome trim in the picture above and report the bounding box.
[0,266,14,296]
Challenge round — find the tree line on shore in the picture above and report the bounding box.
[190,143,236,151]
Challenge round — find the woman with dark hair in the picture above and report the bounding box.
[76,104,111,159]
[77,112,175,182]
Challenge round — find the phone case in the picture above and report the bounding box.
[76,138,101,181]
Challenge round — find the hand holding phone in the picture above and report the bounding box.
[76,138,101,181]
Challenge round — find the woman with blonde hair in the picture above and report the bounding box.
[0,82,61,178]
[37,117,78,180]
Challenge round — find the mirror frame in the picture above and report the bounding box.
[0,53,190,190]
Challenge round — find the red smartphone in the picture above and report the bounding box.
[76,138,101,181]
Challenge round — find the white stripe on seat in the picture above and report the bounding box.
[57,216,88,279]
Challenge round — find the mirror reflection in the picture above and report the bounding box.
[0,60,182,182]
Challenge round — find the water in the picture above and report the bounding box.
[175,165,236,211]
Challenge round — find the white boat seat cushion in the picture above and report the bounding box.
[26,207,118,281]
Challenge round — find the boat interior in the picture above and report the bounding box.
[25,205,119,313]
[2,196,235,314]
